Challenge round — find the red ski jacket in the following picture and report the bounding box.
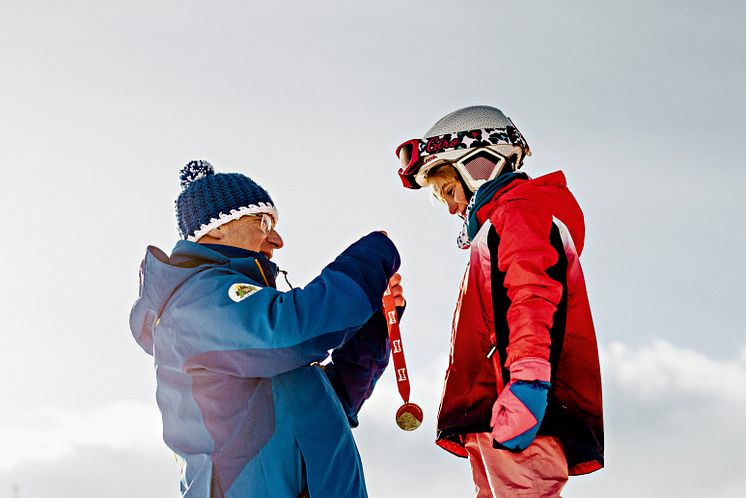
[435,171,604,476]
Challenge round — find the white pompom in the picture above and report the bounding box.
[179,160,215,188]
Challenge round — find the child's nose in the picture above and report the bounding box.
[448,201,459,215]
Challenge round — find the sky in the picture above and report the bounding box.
[0,0,744,497]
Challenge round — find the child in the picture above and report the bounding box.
[395,106,604,497]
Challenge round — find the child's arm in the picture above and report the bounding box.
[489,200,563,451]
[493,200,563,366]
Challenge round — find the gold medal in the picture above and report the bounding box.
[383,283,422,432]
[395,402,423,431]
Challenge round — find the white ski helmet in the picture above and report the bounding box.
[396,105,531,192]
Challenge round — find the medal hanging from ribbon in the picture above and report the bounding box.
[382,284,423,431]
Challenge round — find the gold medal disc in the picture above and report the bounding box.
[395,402,423,431]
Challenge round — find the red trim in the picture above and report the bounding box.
[436,438,468,458]
[569,460,603,476]
[396,139,424,189]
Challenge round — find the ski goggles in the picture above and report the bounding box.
[428,146,513,191]
[396,126,529,189]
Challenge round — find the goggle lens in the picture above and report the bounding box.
[460,150,505,181]
[398,140,423,172]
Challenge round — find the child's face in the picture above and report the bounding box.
[430,176,469,218]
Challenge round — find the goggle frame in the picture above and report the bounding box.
[396,124,530,189]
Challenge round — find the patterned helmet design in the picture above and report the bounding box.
[396,105,531,192]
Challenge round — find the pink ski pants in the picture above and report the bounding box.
[464,433,568,498]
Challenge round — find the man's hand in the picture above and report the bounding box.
[387,273,405,307]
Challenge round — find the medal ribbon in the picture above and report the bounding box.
[382,284,410,403]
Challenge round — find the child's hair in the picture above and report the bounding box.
[422,163,459,203]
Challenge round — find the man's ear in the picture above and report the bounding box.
[206,227,225,240]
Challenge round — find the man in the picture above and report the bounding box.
[130,160,403,497]
[395,106,604,497]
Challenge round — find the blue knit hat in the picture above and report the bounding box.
[175,160,278,241]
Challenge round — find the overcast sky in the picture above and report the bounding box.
[1,1,744,497]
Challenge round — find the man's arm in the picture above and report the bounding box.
[180,232,400,378]
[323,306,406,427]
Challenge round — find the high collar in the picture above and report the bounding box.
[171,241,278,288]
[466,172,528,241]
[131,241,278,355]
[464,170,587,257]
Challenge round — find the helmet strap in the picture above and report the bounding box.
[501,155,517,174]
[456,172,475,202]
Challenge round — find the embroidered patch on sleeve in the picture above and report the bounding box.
[228,283,263,302]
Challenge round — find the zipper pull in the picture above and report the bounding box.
[486,344,497,359]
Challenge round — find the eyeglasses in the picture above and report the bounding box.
[395,125,529,189]
[248,213,276,234]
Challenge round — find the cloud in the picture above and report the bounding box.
[0,446,179,498]
[359,340,746,498]
[602,339,746,403]
[0,401,163,472]
[564,340,746,498]
[3,341,745,498]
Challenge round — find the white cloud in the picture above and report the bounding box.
[0,401,163,472]
[361,340,746,498]
[0,446,179,498]
[602,339,746,403]
[566,339,746,498]
[2,342,746,498]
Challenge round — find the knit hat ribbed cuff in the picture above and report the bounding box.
[186,203,278,242]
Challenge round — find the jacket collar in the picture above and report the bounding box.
[171,241,278,288]
[465,172,528,241]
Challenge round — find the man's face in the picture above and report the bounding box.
[206,214,284,260]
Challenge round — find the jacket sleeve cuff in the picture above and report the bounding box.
[325,232,401,311]
[508,357,551,382]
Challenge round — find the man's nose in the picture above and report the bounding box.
[268,229,284,249]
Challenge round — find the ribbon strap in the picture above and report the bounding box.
[382,284,410,402]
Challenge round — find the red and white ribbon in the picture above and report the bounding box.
[382,284,411,403]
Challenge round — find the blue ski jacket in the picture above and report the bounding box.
[129,232,400,497]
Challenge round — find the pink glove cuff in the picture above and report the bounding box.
[508,357,551,382]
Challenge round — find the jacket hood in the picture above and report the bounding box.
[129,241,277,355]
[477,171,586,255]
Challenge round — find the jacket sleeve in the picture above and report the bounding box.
[490,200,563,366]
[179,232,400,378]
[324,306,403,427]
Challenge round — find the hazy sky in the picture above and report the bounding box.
[1,1,744,497]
